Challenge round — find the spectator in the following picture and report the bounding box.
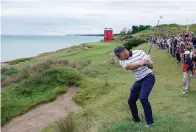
[171,37,177,57]
[191,48,196,77]
[192,36,196,46]
[167,38,171,52]
[151,33,195,93]
[176,44,181,66]
[170,37,173,54]
[180,42,185,64]
[182,51,193,93]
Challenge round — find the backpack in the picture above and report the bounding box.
[182,63,189,72]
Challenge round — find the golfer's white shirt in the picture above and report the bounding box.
[119,50,152,81]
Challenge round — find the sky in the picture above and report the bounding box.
[1,0,196,35]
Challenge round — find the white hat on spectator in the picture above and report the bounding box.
[184,51,191,54]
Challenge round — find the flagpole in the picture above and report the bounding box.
[149,16,163,55]
[186,20,189,32]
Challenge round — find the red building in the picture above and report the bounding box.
[104,28,113,41]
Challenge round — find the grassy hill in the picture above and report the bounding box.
[135,24,196,37]
[1,24,196,131]
[39,41,195,132]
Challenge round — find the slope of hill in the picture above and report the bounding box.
[2,24,196,132]
[41,41,196,132]
[135,24,196,37]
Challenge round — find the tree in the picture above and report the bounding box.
[131,26,139,34]
[131,25,151,34]
[120,27,128,36]
[139,25,145,31]
[127,29,132,35]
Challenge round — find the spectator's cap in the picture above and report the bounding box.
[113,46,125,56]
[184,51,191,55]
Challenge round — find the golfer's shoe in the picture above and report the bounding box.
[132,117,140,123]
[145,124,152,128]
[145,122,154,128]
[182,87,188,94]
[182,90,188,94]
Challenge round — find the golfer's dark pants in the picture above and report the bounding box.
[128,73,155,125]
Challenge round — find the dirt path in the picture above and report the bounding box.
[2,87,81,132]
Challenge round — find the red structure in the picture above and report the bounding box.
[104,28,113,41]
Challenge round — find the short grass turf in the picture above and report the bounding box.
[42,41,196,132]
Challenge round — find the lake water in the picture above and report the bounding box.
[1,35,103,62]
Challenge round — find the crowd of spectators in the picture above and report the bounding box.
[149,33,196,93]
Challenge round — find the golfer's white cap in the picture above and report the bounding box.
[184,51,191,54]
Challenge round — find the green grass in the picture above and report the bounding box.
[1,67,82,124]
[2,68,19,76]
[2,35,196,132]
[135,24,196,37]
[46,42,196,132]
[105,115,196,132]
[114,24,196,39]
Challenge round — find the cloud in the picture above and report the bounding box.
[1,0,196,35]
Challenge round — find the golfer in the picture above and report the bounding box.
[114,46,155,128]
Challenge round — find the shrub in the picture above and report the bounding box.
[1,64,17,73]
[56,59,69,65]
[107,57,118,65]
[16,67,82,94]
[120,34,133,41]
[19,65,34,77]
[1,76,21,87]
[1,67,82,124]
[54,116,75,132]
[123,38,147,50]
[82,66,99,77]
[45,115,91,132]
[69,61,77,68]
[2,59,89,88]
[2,67,18,76]
[1,66,33,87]
[76,60,89,70]
[73,78,114,106]
[33,59,53,73]
[1,66,9,73]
